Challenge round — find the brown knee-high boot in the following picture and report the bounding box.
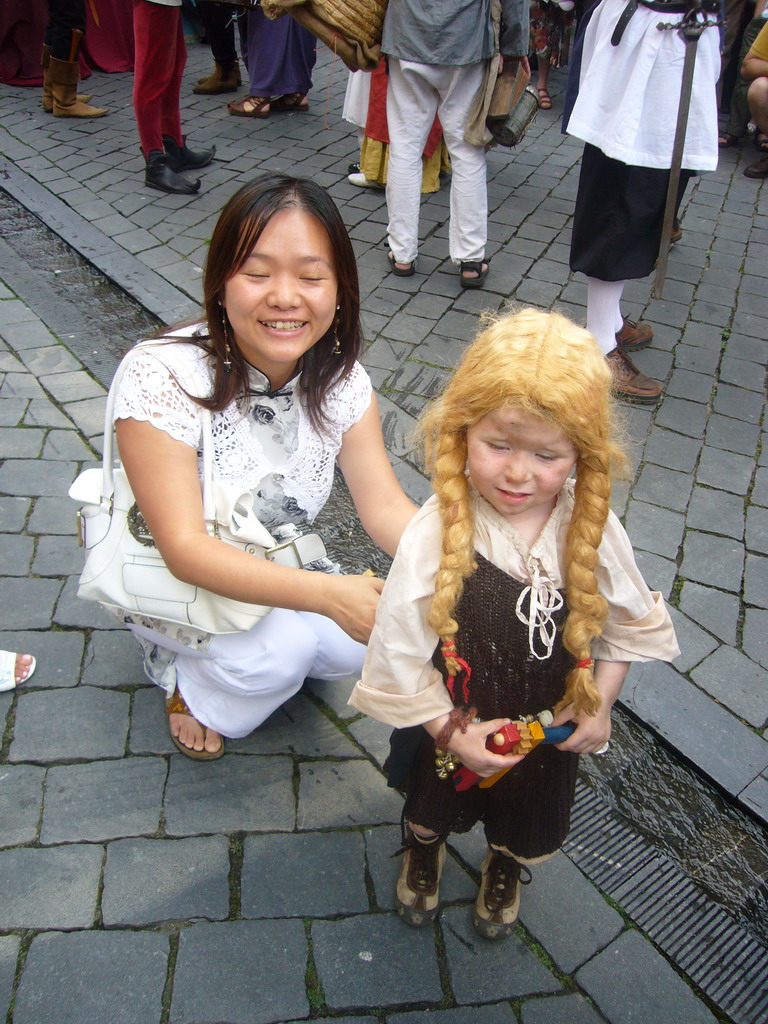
[41,44,92,113]
[50,31,108,118]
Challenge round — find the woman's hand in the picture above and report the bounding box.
[321,573,385,644]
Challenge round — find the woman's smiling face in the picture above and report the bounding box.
[222,206,339,388]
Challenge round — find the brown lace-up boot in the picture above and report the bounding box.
[395,827,447,927]
[606,347,662,404]
[473,847,532,940]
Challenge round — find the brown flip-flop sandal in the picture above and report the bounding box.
[227,96,270,118]
[166,686,224,760]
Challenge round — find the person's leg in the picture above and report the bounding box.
[133,0,181,158]
[385,58,436,268]
[174,607,365,743]
[586,277,626,356]
[46,0,86,58]
[433,61,488,272]
[744,76,768,178]
[159,9,186,148]
[536,55,552,108]
[134,0,202,193]
[194,2,240,93]
[47,0,107,116]
[722,18,764,141]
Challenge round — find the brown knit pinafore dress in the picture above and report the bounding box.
[403,554,579,859]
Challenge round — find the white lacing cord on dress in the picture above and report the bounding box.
[515,565,564,660]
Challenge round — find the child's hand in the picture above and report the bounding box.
[447,718,527,777]
[551,704,611,754]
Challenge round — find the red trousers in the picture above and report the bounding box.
[132,0,185,158]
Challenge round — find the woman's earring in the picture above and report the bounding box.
[220,306,232,373]
[332,305,342,355]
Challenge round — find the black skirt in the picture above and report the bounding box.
[569,143,693,282]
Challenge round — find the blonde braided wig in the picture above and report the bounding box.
[419,308,627,715]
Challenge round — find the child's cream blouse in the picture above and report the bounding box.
[349,479,680,728]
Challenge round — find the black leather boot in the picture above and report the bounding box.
[144,151,200,195]
[162,135,216,173]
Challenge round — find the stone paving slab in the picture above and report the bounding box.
[242,831,369,918]
[230,692,361,757]
[440,905,563,1004]
[164,754,296,835]
[623,662,768,800]
[313,913,443,1009]
[10,686,130,762]
[41,756,167,843]
[575,930,719,1024]
[0,935,20,1023]
[13,930,168,1024]
[171,919,308,1024]
[0,628,84,688]
[297,759,404,828]
[0,762,45,847]
[102,836,230,926]
[519,852,624,974]
[391,1007,517,1023]
[0,844,102,929]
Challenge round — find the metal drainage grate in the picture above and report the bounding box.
[564,781,768,1024]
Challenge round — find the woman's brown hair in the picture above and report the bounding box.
[193,174,362,430]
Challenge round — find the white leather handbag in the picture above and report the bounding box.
[69,341,326,633]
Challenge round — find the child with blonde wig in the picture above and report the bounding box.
[349,307,679,939]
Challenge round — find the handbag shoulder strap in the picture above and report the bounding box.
[101,339,215,514]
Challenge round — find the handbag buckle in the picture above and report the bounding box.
[266,533,327,569]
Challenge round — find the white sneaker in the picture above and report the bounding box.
[348,172,380,188]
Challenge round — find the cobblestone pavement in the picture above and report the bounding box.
[0,35,766,1024]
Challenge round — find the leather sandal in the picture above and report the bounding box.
[227,96,270,118]
[460,260,489,289]
[537,87,552,110]
[388,251,416,276]
[166,686,224,760]
[718,132,739,148]
[271,92,309,113]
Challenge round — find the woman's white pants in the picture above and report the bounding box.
[131,609,365,738]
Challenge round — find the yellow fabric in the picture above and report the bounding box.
[359,137,451,193]
[749,21,768,61]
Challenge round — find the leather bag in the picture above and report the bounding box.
[68,341,325,633]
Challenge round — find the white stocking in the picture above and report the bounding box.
[586,278,627,356]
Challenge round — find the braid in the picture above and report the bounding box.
[426,432,477,677]
[559,454,612,716]
[417,306,627,698]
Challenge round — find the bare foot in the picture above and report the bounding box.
[0,650,36,692]
[15,653,35,683]
[169,712,223,755]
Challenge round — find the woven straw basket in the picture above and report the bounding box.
[262,0,387,71]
